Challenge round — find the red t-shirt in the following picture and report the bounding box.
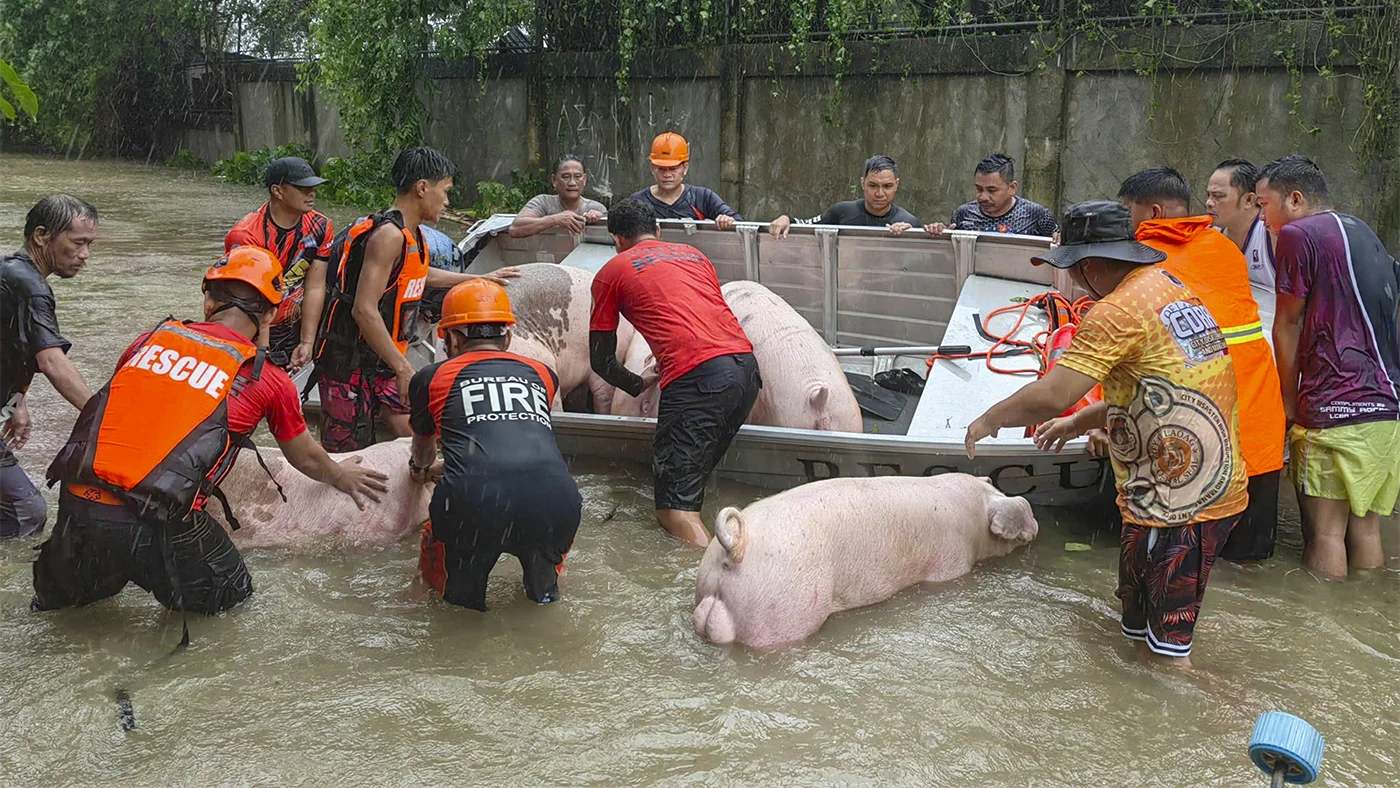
[590,240,752,388]
[118,322,308,442]
[224,203,333,289]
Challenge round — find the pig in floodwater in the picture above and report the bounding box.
[501,263,634,413]
[692,474,1039,648]
[722,280,862,432]
[211,438,431,549]
[610,282,862,432]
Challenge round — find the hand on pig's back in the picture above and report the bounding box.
[214,438,433,550]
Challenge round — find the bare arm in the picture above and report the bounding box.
[1273,293,1305,424]
[965,365,1098,457]
[425,266,522,288]
[409,433,437,483]
[353,226,413,374]
[298,258,328,348]
[36,347,92,409]
[509,212,576,238]
[277,431,388,510]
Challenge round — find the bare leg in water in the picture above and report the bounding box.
[656,509,710,547]
[1299,495,1385,578]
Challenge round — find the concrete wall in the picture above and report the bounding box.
[176,21,1398,246]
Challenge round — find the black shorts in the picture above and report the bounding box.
[424,471,582,611]
[0,440,46,540]
[31,492,253,615]
[1117,513,1240,658]
[1219,470,1281,562]
[653,353,761,512]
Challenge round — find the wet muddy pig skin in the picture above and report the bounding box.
[692,475,1039,648]
[721,281,862,432]
[211,439,431,549]
[500,263,634,413]
[608,335,660,418]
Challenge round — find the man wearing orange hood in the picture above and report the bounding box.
[1118,168,1286,562]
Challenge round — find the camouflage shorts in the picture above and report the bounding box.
[316,370,408,453]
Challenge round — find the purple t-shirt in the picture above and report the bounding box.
[1276,212,1400,429]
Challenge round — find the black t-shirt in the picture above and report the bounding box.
[948,197,1058,236]
[409,351,569,483]
[629,185,744,222]
[0,251,72,411]
[808,199,919,227]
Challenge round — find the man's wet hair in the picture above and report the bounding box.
[1258,155,1331,204]
[25,194,98,241]
[862,155,899,178]
[1118,167,1192,208]
[554,154,584,174]
[1214,158,1259,194]
[204,279,275,316]
[607,198,659,240]
[975,153,1015,182]
[392,147,457,194]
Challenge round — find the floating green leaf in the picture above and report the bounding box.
[1064,542,1093,552]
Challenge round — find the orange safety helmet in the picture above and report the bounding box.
[649,132,689,167]
[437,278,516,338]
[205,246,286,305]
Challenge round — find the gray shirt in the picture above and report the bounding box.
[520,193,608,218]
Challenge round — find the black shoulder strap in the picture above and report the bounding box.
[209,434,287,531]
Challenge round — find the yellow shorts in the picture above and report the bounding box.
[1290,421,1400,517]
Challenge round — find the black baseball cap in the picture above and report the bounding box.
[1031,200,1167,268]
[264,157,328,189]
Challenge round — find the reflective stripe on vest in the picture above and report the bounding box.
[91,323,255,494]
[1219,320,1264,346]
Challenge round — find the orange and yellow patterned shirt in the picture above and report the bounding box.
[1059,265,1248,527]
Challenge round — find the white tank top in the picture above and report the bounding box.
[1243,214,1276,290]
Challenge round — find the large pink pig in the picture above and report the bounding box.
[692,474,1039,648]
[722,280,862,432]
[500,263,634,413]
[608,335,660,418]
[211,439,431,549]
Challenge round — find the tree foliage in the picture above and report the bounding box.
[0,57,38,121]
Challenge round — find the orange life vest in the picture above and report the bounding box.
[313,209,428,376]
[1138,216,1286,475]
[47,320,262,524]
[1044,323,1103,417]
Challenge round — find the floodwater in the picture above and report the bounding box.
[1,153,1397,787]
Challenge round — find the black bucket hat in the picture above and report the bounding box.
[1031,200,1167,268]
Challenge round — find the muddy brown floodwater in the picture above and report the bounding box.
[1,153,1397,787]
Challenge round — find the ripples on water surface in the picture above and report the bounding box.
[1,154,1396,787]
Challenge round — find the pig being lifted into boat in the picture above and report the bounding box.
[501,263,635,413]
[692,475,1039,648]
[721,280,862,432]
[211,439,431,550]
[610,282,863,432]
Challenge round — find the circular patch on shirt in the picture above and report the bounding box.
[1110,376,1235,525]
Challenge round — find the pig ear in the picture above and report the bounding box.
[988,496,1037,542]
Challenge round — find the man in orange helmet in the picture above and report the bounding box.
[32,246,389,615]
[408,279,581,611]
[629,132,743,229]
